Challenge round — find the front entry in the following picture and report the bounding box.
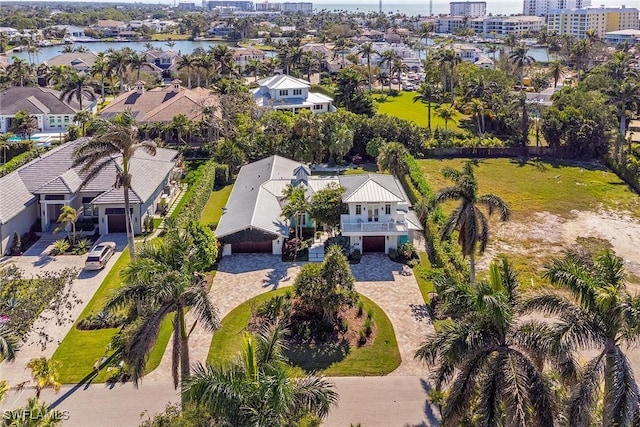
[362,236,385,253]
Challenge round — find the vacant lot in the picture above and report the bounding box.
[418,158,640,284]
[375,91,466,131]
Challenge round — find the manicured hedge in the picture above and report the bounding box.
[173,160,217,225]
[0,148,44,178]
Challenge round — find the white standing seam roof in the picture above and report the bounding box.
[257,74,310,90]
[342,179,403,203]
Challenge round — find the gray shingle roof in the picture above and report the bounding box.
[0,87,86,115]
[0,171,37,224]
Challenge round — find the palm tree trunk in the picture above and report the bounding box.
[179,308,190,392]
[123,183,135,259]
[367,58,372,93]
[618,114,626,162]
[427,101,431,131]
[469,250,476,285]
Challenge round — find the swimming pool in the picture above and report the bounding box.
[7,136,41,142]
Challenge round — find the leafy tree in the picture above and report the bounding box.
[334,67,373,115]
[183,321,338,426]
[11,110,38,140]
[415,258,569,426]
[327,123,354,163]
[522,250,640,427]
[26,357,61,398]
[106,228,219,389]
[293,245,356,324]
[309,183,347,232]
[377,142,409,176]
[436,161,509,285]
[59,71,99,111]
[366,136,387,159]
[54,206,79,245]
[72,112,156,259]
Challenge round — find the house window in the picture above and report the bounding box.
[64,116,69,123]
[368,207,379,222]
[279,89,288,96]
[49,117,55,125]
[355,204,361,215]
[293,88,302,96]
[313,104,323,110]
[385,204,391,215]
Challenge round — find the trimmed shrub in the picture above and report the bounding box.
[50,239,70,256]
[172,160,217,226]
[11,232,21,255]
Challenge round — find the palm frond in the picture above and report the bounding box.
[435,187,463,204]
[603,345,640,427]
[544,256,598,312]
[568,351,606,426]
[500,350,530,427]
[293,374,339,420]
[478,194,510,221]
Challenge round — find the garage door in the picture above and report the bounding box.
[362,236,385,253]
[232,240,272,253]
[108,215,126,233]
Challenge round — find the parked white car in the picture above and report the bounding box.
[84,242,116,270]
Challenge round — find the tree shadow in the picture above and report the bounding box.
[261,265,293,290]
[419,378,441,426]
[286,339,350,372]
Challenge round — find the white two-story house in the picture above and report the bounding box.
[252,74,334,114]
[215,156,422,256]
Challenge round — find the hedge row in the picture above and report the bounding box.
[0,148,44,178]
[172,160,221,226]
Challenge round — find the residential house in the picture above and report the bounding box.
[233,47,266,72]
[0,138,180,255]
[45,52,98,73]
[145,49,181,78]
[207,22,234,37]
[252,74,334,113]
[92,20,128,37]
[50,25,87,39]
[215,156,422,255]
[0,87,96,134]
[99,80,220,124]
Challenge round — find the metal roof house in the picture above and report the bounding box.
[252,75,335,114]
[0,139,180,255]
[215,155,422,255]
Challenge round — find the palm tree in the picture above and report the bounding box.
[46,64,72,88]
[281,184,309,240]
[72,112,156,259]
[144,42,155,51]
[7,57,33,87]
[0,325,18,362]
[569,39,590,82]
[107,48,133,93]
[435,104,456,142]
[183,320,338,426]
[245,58,262,82]
[464,98,487,135]
[415,258,569,426]
[522,250,640,426]
[379,49,398,90]
[416,22,434,59]
[91,52,110,102]
[549,60,564,88]
[26,357,62,398]
[105,228,219,389]
[73,110,93,136]
[357,42,378,93]
[128,52,146,82]
[413,82,436,131]
[436,161,509,285]
[509,45,535,88]
[608,77,640,162]
[210,44,234,77]
[376,142,409,176]
[166,40,176,50]
[391,58,408,91]
[59,71,99,111]
[177,53,197,89]
[11,110,39,140]
[54,205,79,244]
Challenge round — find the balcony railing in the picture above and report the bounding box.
[340,214,408,233]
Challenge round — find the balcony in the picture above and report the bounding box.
[340,214,408,235]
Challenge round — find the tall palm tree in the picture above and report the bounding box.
[128,52,146,82]
[281,184,309,240]
[435,104,456,142]
[413,82,436,131]
[105,228,219,389]
[549,60,564,88]
[177,53,196,89]
[107,48,133,93]
[11,110,39,140]
[608,77,640,162]
[59,71,99,110]
[183,320,338,426]
[46,64,72,89]
[569,39,590,82]
[357,42,378,93]
[210,44,234,77]
[509,45,535,88]
[73,110,93,136]
[464,98,488,135]
[26,357,61,398]
[7,57,33,87]
[436,161,509,285]
[91,52,110,102]
[53,205,79,244]
[379,49,398,90]
[72,112,156,259]
[416,22,434,59]
[415,258,570,426]
[376,142,409,176]
[245,58,262,82]
[522,250,640,426]
[391,58,408,91]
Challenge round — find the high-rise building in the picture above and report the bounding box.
[205,0,254,11]
[523,0,591,16]
[450,1,487,17]
[468,15,545,35]
[546,6,639,38]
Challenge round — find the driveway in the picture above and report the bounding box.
[0,233,128,386]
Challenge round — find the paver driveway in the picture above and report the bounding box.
[0,234,128,386]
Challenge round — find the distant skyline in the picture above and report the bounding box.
[16,0,634,5]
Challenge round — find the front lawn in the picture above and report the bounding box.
[413,252,434,304]
[200,184,233,227]
[51,249,173,383]
[418,158,640,220]
[208,289,400,376]
[375,91,466,132]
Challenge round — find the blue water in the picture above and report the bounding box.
[7,136,40,142]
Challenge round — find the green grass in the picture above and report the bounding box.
[170,161,208,220]
[153,218,163,229]
[375,91,466,132]
[418,158,640,221]
[413,252,434,304]
[52,250,131,383]
[208,289,401,376]
[200,184,233,227]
